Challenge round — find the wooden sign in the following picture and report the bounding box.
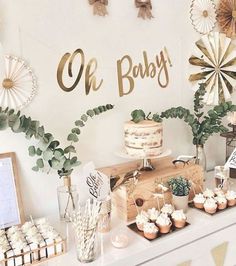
[0,152,24,229]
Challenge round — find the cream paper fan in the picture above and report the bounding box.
[189,32,236,105]
[190,0,217,35]
[0,55,37,109]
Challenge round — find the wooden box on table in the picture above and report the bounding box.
[99,156,204,222]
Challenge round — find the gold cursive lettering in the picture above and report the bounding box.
[117,55,135,97]
[85,58,103,95]
[116,49,170,96]
[57,49,85,92]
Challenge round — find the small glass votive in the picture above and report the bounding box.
[214,166,229,192]
[111,229,129,249]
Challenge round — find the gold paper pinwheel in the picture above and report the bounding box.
[189,32,236,105]
[217,0,236,38]
[0,55,37,109]
[190,0,217,35]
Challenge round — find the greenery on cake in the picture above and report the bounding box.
[131,84,236,145]
[0,104,114,177]
[168,176,191,196]
[131,109,162,123]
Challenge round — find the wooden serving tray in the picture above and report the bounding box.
[189,202,236,216]
[127,222,190,242]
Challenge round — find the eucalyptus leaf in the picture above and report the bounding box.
[36,158,44,169]
[28,146,36,156]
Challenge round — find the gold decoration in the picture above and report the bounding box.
[217,0,236,38]
[0,55,37,110]
[189,32,236,105]
[211,242,228,266]
[190,0,217,35]
[89,0,108,16]
[117,50,170,97]
[57,48,103,95]
[135,0,154,20]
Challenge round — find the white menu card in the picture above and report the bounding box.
[0,157,21,229]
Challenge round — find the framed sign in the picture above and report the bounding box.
[0,152,24,229]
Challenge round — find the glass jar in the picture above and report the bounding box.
[75,226,98,263]
[195,144,206,172]
[57,176,78,222]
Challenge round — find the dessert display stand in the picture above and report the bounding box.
[115,149,172,171]
[35,173,236,266]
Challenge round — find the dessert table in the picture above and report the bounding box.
[40,173,236,266]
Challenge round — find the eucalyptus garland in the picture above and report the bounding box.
[0,104,114,177]
[130,84,236,146]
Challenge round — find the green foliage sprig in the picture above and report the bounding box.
[130,84,236,146]
[168,176,191,196]
[0,104,114,177]
[160,84,236,145]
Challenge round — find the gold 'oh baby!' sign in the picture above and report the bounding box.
[57,48,172,97]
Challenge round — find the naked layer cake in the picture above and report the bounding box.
[124,120,163,157]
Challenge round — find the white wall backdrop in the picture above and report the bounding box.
[0,0,234,218]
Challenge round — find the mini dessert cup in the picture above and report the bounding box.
[143,223,159,240]
[194,202,204,209]
[144,231,158,240]
[218,202,227,210]
[173,219,186,228]
[228,198,236,206]
[204,206,217,214]
[136,223,145,231]
[225,191,236,206]
[157,223,172,234]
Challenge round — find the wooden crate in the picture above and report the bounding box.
[99,156,204,222]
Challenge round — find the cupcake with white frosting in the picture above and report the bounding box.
[203,188,215,198]
[143,222,159,240]
[161,204,174,216]
[156,213,172,234]
[193,193,205,209]
[136,211,149,231]
[171,210,187,228]
[204,198,217,214]
[225,190,236,206]
[147,208,159,222]
[215,195,227,210]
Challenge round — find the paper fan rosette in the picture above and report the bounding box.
[0,55,37,109]
[189,32,236,105]
[217,0,236,38]
[190,0,217,35]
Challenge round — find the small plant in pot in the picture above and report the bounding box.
[168,176,191,212]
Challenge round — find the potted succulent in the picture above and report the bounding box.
[168,176,191,212]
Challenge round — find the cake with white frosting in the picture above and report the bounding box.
[124,120,163,157]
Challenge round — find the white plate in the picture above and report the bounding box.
[115,148,172,160]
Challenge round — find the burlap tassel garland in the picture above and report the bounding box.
[89,0,108,16]
[135,0,154,20]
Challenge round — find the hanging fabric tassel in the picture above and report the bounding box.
[135,0,154,20]
[88,0,108,16]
